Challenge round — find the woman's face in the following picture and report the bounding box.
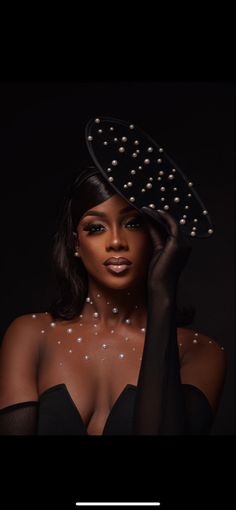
[76,194,162,290]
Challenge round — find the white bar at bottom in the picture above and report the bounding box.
[75,504,161,507]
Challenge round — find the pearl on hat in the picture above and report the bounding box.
[203,210,208,215]
[88,136,93,141]
[119,147,125,153]
[95,118,100,123]
[122,136,127,142]
[146,183,152,189]
[108,176,114,182]
[112,160,118,166]
[134,140,139,145]
[129,197,135,202]
[157,158,162,164]
[144,159,150,164]
[129,124,134,129]
[174,197,180,202]
[208,229,214,234]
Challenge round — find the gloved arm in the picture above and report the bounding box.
[133,208,213,434]
[0,402,38,435]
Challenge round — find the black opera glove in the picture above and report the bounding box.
[141,207,192,295]
[133,207,193,434]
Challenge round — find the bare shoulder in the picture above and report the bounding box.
[0,312,51,408]
[1,312,50,345]
[179,327,226,362]
[178,327,227,412]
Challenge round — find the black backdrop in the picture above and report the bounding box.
[0,82,235,508]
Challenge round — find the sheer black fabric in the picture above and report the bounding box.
[132,289,213,435]
[0,402,38,435]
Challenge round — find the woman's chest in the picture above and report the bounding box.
[37,322,144,427]
[37,321,187,433]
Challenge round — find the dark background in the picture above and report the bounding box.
[0,82,235,435]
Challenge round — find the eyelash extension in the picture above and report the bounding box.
[83,218,143,234]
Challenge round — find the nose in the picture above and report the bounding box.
[106,226,128,251]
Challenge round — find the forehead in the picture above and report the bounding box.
[81,194,138,219]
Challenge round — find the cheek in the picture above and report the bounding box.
[79,239,99,261]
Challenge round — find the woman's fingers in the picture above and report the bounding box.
[141,206,180,239]
[156,210,179,238]
[141,207,169,233]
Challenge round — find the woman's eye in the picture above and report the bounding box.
[83,223,105,234]
[126,218,142,229]
[83,218,142,235]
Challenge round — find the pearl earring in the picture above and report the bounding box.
[74,251,80,257]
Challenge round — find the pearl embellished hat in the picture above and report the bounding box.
[85,116,214,239]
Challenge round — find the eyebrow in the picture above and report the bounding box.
[82,205,137,219]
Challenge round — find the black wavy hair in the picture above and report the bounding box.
[49,166,195,326]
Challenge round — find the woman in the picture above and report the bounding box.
[0,162,226,435]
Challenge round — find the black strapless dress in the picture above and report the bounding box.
[37,383,137,435]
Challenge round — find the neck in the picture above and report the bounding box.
[82,279,147,330]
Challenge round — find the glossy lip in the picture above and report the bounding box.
[104,257,132,266]
[105,264,130,275]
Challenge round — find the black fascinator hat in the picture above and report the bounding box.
[84,116,214,239]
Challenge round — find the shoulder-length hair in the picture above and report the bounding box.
[49,166,195,326]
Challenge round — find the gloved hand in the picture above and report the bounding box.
[141,207,192,294]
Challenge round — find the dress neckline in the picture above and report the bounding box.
[39,383,137,435]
